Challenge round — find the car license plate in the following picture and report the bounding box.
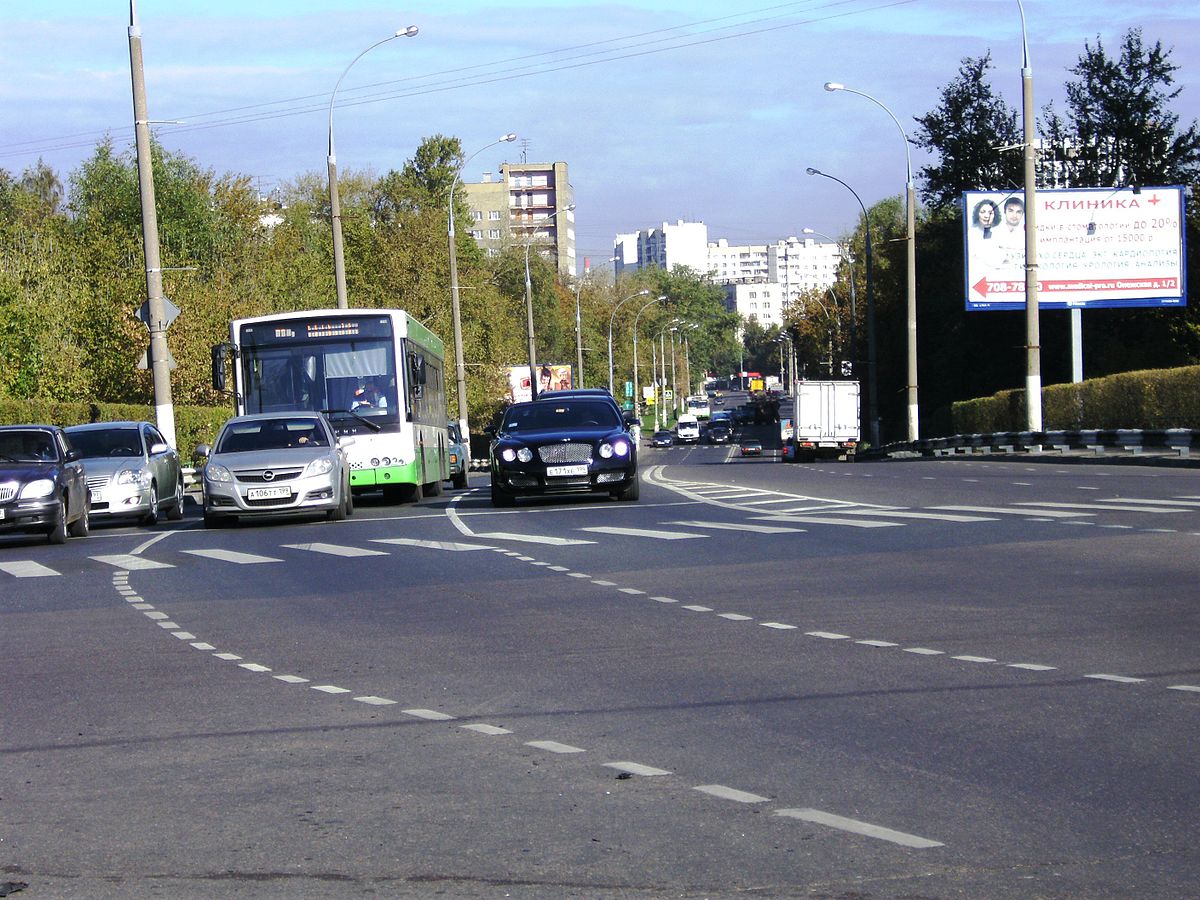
[0,508,5,519]
[546,464,588,477]
[246,485,292,501]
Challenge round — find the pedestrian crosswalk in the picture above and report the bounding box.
[2,488,1197,579]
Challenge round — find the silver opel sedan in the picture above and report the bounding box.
[65,421,184,525]
[197,412,353,528]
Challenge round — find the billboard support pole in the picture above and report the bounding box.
[1018,0,1042,433]
[1071,309,1083,382]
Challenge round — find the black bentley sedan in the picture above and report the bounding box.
[0,425,91,544]
[489,397,639,506]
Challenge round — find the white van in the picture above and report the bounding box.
[675,415,701,443]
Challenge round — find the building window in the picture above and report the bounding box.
[472,210,483,221]
[488,210,501,220]
[489,229,501,239]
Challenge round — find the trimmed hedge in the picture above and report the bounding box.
[952,365,1200,433]
[0,398,232,460]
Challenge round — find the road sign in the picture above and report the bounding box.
[136,296,181,330]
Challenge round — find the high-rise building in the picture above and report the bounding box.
[460,161,575,277]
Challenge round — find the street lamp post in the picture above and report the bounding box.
[824,81,918,442]
[632,295,665,420]
[522,203,575,400]
[608,288,651,396]
[805,168,879,446]
[1016,0,1042,433]
[328,26,418,309]
[448,132,516,442]
[803,226,858,379]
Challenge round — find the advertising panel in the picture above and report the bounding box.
[963,186,1186,311]
[505,364,573,403]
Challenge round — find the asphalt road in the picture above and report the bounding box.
[3,446,1198,898]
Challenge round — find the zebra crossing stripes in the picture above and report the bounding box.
[182,548,281,564]
[0,560,59,577]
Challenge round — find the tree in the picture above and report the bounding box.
[913,54,1022,210]
[1044,28,1200,189]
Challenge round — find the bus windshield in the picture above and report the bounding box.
[239,326,399,427]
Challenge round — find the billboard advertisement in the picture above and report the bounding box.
[505,364,574,403]
[963,186,1186,311]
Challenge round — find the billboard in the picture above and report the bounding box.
[963,186,1186,311]
[505,364,574,403]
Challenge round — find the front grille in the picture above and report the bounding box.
[86,475,109,492]
[0,482,16,503]
[537,443,592,464]
[235,468,303,484]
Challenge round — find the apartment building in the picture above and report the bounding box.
[460,161,576,277]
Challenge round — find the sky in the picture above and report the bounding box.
[3,1,1199,270]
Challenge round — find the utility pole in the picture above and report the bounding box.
[128,1,176,448]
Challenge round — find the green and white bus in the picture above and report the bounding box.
[212,308,449,502]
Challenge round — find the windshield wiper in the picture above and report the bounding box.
[0,453,20,462]
[322,408,382,433]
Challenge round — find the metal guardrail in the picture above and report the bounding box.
[876,428,1199,459]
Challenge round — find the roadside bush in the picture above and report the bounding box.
[952,365,1200,433]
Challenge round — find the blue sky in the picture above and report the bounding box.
[3,1,1198,266]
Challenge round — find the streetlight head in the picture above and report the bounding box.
[823,81,844,92]
[801,227,814,234]
[500,132,517,142]
[638,289,651,296]
[566,203,577,212]
[805,167,821,176]
[399,25,419,37]
[657,295,667,301]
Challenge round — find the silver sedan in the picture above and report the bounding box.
[65,420,184,524]
[198,413,353,528]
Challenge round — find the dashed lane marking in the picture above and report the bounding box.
[753,515,900,529]
[664,520,807,534]
[0,560,59,577]
[605,761,673,777]
[182,548,281,564]
[472,531,596,546]
[1013,501,1188,514]
[526,740,586,754]
[775,808,944,849]
[929,505,1091,518]
[282,542,389,557]
[370,538,495,551]
[91,554,174,570]
[577,526,708,540]
[694,784,771,804]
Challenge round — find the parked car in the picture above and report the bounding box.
[739,439,764,457]
[0,425,90,544]
[447,422,469,489]
[650,430,675,447]
[65,421,184,524]
[197,412,353,528]
[489,397,639,506]
[707,424,732,444]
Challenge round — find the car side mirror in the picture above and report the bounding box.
[194,444,211,460]
[483,425,497,437]
[65,448,83,463]
[624,416,641,428]
[149,442,169,455]
[337,436,356,449]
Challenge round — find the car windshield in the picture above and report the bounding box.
[0,430,60,463]
[66,427,141,458]
[502,401,621,432]
[217,418,329,453]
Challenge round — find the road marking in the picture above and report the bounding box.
[0,560,59,577]
[182,548,281,564]
[282,542,389,557]
[191,642,216,651]
[762,622,797,630]
[1097,498,1200,507]
[354,696,397,705]
[371,538,495,551]
[1167,685,1200,693]
[404,708,455,721]
[683,604,713,612]
[837,509,999,523]
[578,526,708,540]
[311,685,351,694]
[1013,501,1187,514]
[526,740,586,754]
[665,520,807,534]
[171,632,196,640]
[807,631,851,640]
[274,674,309,684]
[473,532,595,546]
[857,640,899,647]
[693,784,770,804]
[239,663,272,673]
[930,505,1091,518]
[463,724,513,735]
[1008,663,1056,671]
[719,613,753,621]
[214,652,242,661]
[755,515,900,528]
[604,761,672,777]
[619,587,646,595]
[91,554,174,570]
[904,647,945,656]
[1086,673,1146,684]
[775,808,944,848]
[952,655,997,663]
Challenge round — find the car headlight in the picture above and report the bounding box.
[205,463,233,483]
[600,439,630,459]
[116,467,150,486]
[20,478,55,499]
[303,457,334,477]
[517,447,533,463]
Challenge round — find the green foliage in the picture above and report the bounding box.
[953,365,1200,432]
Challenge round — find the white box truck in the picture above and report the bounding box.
[782,380,860,461]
